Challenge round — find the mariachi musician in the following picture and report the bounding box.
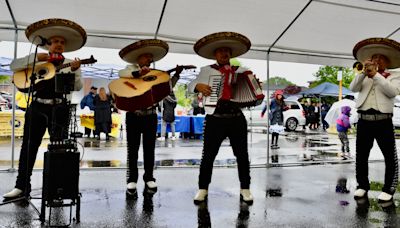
[188,32,256,205]
[3,18,85,200]
[117,39,184,197]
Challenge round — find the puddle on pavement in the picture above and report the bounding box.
[266,188,282,197]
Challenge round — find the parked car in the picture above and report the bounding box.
[242,98,306,131]
[392,103,400,128]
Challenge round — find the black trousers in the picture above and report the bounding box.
[356,118,398,194]
[198,114,251,189]
[15,101,69,192]
[126,112,157,183]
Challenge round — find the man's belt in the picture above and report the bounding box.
[359,113,392,121]
[212,112,242,118]
[133,108,156,116]
[35,98,63,105]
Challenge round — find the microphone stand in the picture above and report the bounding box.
[0,42,44,220]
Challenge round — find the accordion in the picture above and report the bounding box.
[204,73,265,108]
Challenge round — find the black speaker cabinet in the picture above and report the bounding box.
[43,151,80,201]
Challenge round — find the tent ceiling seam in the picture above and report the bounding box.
[154,0,168,39]
[267,0,313,53]
[315,0,400,15]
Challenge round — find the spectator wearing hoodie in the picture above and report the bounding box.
[157,92,178,141]
[80,86,97,137]
[336,106,351,159]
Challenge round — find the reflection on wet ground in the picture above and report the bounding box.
[0,129,395,170]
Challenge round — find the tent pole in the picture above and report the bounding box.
[6,0,18,171]
[266,52,270,167]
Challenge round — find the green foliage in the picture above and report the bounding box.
[230,58,241,67]
[310,66,354,88]
[174,84,192,108]
[263,76,294,87]
[0,75,10,83]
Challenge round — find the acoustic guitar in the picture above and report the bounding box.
[13,55,97,90]
[109,65,196,112]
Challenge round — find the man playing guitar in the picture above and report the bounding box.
[3,18,86,200]
[117,39,185,197]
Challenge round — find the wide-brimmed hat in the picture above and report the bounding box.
[119,39,169,64]
[353,37,400,69]
[194,32,251,59]
[25,18,87,52]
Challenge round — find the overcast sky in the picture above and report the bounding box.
[0,41,321,86]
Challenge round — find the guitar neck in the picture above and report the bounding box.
[56,58,93,71]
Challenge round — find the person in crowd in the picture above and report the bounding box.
[188,32,256,205]
[191,92,206,115]
[80,86,97,137]
[118,39,183,197]
[321,101,330,130]
[3,18,85,200]
[93,87,112,141]
[158,91,178,141]
[350,37,400,203]
[261,90,288,149]
[336,106,351,159]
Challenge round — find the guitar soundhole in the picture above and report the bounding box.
[38,69,48,76]
[142,75,157,82]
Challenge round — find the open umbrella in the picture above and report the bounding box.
[324,99,358,126]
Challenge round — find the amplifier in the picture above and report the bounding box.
[43,151,80,201]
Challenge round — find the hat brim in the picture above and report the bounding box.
[194,32,251,60]
[25,18,87,52]
[119,39,169,64]
[353,38,400,69]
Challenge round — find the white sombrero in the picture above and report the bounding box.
[353,37,400,69]
[25,18,87,52]
[194,32,251,59]
[119,39,169,64]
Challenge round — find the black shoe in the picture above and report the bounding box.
[126,188,138,199]
[106,135,110,141]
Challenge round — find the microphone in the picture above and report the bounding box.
[38,36,51,46]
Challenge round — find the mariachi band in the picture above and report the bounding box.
[3,17,400,208]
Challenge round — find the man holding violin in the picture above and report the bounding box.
[350,37,400,204]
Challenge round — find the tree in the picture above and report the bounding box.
[310,66,354,88]
[0,75,10,83]
[174,84,192,108]
[263,76,294,87]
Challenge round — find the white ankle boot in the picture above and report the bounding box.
[194,189,208,204]
[145,181,158,193]
[378,192,393,202]
[3,188,23,199]
[354,189,367,199]
[240,189,254,204]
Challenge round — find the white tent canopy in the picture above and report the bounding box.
[1,0,400,67]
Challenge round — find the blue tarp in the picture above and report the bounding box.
[300,82,353,97]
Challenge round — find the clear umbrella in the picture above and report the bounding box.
[324,99,358,126]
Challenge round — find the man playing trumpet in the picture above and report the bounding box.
[350,37,400,203]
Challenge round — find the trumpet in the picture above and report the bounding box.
[352,61,378,74]
[353,61,363,71]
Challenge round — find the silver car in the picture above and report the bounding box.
[242,99,306,131]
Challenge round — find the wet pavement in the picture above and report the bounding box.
[0,128,395,170]
[0,129,399,227]
[0,163,399,227]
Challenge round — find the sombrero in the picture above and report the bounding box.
[25,18,87,52]
[119,39,169,64]
[194,32,251,59]
[353,37,400,69]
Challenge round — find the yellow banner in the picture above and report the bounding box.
[0,111,25,137]
[80,113,121,138]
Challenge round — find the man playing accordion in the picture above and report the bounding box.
[189,32,262,205]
